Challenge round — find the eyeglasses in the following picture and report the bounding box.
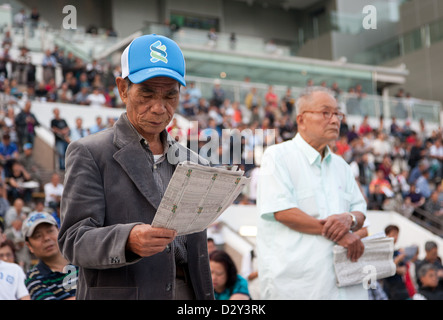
[302,110,344,121]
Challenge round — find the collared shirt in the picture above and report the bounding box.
[124,114,187,265]
[257,133,367,300]
[25,261,78,300]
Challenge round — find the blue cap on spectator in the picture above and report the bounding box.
[121,34,186,86]
[23,143,33,150]
[22,212,58,238]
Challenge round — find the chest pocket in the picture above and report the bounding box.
[296,189,319,218]
[339,191,354,212]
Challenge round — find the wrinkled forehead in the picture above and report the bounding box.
[309,91,339,110]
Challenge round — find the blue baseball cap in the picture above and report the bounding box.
[121,34,186,86]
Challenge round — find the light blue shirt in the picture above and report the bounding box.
[257,133,367,299]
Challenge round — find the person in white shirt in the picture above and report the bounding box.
[257,87,367,300]
[44,173,64,210]
[86,87,106,108]
[0,260,30,300]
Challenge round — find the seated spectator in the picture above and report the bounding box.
[403,184,426,217]
[358,115,372,136]
[372,132,391,167]
[0,257,30,300]
[415,241,443,289]
[335,134,351,160]
[209,250,250,300]
[413,264,443,300]
[44,173,63,211]
[0,133,19,173]
[383,225,410,300]
[4,210,32,272]
[57,82,73,103]
[424,190,443,217]
[6,161,33,204]
[368,169,393,209]
[34,81,48,101]
[74,86,90,105]
[23,212,78,300]
[0,239,16,264]
[415,169,432,199]
[86,87,106,108]
[0,182,10,224]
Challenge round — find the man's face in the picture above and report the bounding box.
[117,76,180,138]
[297,91,341,146]
[26,223,60,260]
[421,268,438,288]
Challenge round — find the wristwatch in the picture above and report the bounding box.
[349,213,358,230]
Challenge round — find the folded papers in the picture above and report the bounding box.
[151,162,250,235]
[333,233,396,287]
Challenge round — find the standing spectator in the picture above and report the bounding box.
[211,80,225,108]
[14,100,40,149]
[50,108,70,170]
[257,87,366,299]
[70,117,89,142]
[89,116,106,134]
[42,50,58,83]
[0,47,12,79]
[14,8,27,28]
[29,7,40,30]
[23,212,77,300]
[13,46,34,85]
[207,28,218,47]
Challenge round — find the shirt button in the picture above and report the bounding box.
[153,164,157,169]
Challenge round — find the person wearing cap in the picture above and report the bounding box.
[58,34,214,300]
[23,211,78,300]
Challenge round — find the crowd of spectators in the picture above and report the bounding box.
[174,76,443,234]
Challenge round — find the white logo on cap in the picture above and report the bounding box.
[150,40,168,63]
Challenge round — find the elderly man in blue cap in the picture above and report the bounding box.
[58,34,214,300]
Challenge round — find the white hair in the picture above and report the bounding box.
[295,86,336,115]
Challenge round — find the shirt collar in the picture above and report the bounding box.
[293,133,332,165]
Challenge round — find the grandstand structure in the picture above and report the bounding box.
[1,0,443,284]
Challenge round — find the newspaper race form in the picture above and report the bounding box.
[151,161,250,235]
[333,233,396,287]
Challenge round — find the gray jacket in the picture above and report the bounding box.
[58,113,214,300]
